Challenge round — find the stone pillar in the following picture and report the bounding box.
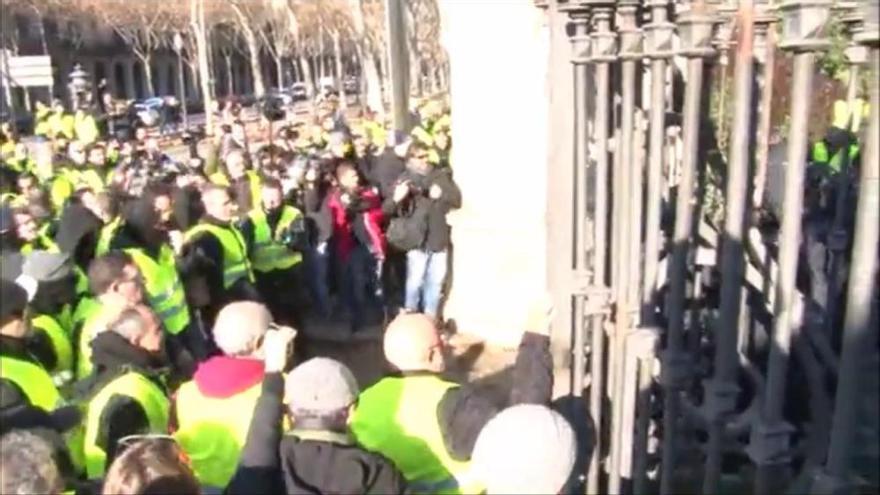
[123,58,136,100]
[105,58,118,98]
[439,0,550,347]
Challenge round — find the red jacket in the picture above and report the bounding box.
[326,187,386,261]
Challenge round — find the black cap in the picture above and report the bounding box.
[0,278,27,320]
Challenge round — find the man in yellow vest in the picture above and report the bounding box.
[239,179,307,326]
[47,100,75,141]
[181,184,259,338]
[33,101,53,139]
[77,304,170,479]
[109,194,205,369]
[209,149,262,213]
[351,305,554,494]
[172,301,275,488]
[20,251,79,387]
[73,106,100,146]
[0,278,63,412]
[75,251,145,381]
[10,208,58,253]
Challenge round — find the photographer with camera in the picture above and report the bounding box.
[239,179,308,328]
[383,140,461,320]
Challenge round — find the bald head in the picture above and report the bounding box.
[202,185,234,222]
[213,301,272,357]
[383,313,445,373]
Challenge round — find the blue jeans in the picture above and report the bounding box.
[305,241,332,318]
[405,249,448,318]
[341,244,383,327]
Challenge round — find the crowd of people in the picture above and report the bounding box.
[0,92,580,495]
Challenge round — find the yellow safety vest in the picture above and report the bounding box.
[351,375,477,494]
[72,298,101,380]
[0,355,62,411]
[84,371,169,479]
[248,206,303,273]
[184,223,254,289]
[95,217,123,256]
[30,314,74,386]
[210,170,262,212]
[21,234,59,255]
[124,246,190,335]
[74,111,99,145]
[173,379,263,487]
[34,108,52,137]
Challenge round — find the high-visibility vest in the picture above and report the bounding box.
[72,298,101,380]
[811,140,860,175]
[83,371,169,479]
[21,234,59,255]
[184,223,254,289]
[0,355,62,411]
[351,375,477,494]
[95,217,123,257]
[30,314,74,386]
[74,111,99,145]
[34,107,52,137]
[50,171,76,210]
[173,379,262,487]
[123,246,190,335]
[48,113,76,140]
[247,207,303,273]
[210,170,262,212]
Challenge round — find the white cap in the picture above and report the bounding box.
[471,404,576,495]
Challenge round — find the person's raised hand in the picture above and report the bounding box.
[393,181,411,203]
[429,184,443,200]
[263,325,297,373]
[525,294,554,337]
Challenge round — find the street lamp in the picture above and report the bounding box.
[173,32,189,131]
[68,63,91,110]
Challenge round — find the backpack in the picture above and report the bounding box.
[386,199,427,252]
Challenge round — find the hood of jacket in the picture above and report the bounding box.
[192,355,264,398]
[89,330,168,376]
[54,204,102,268]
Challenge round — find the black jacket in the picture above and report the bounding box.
[383,168,461,253]
[369,148,406,200]
[227,374,409,495]
[436,331,552,460]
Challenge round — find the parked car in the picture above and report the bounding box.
[290,82,309,102]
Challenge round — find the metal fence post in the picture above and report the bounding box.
[658,6,716,494]
[703,0,755,492]
[587,5,617,492]
[821,5,879,491]
[750,2,831,493]
[642,0,675,323]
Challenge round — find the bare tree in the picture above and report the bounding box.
[224,0,267,97]
[261,0,297,89]
[348,0,383,114]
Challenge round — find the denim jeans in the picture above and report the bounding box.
[305,241,332,318]
[405,249,448,318]
[341,244,383,327]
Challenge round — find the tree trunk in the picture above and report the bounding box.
[276,56,284,88]
[299,53,315,97]
[242,27,265,97]
[332,32,347,109]
[138,54,155,97]
[191,0,214,132]
[224,54,234,95]
[360,45,383,115]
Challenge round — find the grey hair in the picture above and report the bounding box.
[0,430,63,495]
[109,307,149,341]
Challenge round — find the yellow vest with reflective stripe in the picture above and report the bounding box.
[184,223,254,289]
[84,372,169,479]
[123,246,190,335]
[0,355,62,411]
[95,217,123,256]
[351,375,476,494]
[248,206,303,273]
[74,112,99,145]
[73,298,102,380]
[31,314,74,386]
[173,379,262,487]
